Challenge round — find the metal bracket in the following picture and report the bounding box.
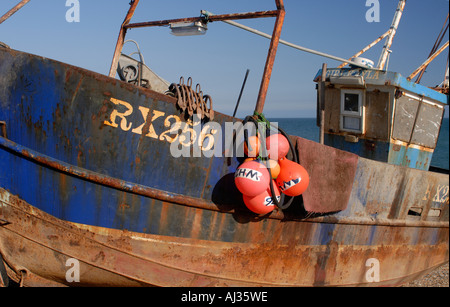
[0,42,10,49]
[0,122,6,138]
[0,218,10,226]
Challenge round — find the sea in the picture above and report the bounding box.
[269,118,449,170]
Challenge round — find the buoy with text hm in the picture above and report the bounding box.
[266,133,290,160]
[234,160,270,197]
[276,158,310,197]
[243,180,281,215]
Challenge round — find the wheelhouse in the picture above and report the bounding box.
[315,67,448,171]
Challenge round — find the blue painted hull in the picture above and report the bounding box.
[0,48,240,233]
[324,134,435,170]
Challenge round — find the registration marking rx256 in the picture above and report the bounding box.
[103,97,218,152]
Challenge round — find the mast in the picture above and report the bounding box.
[407,41,449,81]
[254,0,285,114]
[108,0,285,115]
[415,14,449,84]
[377,0,406,70]
[0,0,31,25]
[109,0,140,78]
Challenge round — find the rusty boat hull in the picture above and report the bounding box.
[0,47,448,287]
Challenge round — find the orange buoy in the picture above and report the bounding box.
[264,159,280,179]
[266,134,290,160]
[244,135,260,158]
[235,160,270,197]
[243,180,280,214]
[276,158,309,197]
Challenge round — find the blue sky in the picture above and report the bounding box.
[0,0,448,118]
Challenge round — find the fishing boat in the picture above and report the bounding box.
[0,0,448,287]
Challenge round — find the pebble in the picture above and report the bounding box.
[402,263,449,287]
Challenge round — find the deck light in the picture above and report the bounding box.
[170,21,208,36]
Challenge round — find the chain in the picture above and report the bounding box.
[168,77,214,121]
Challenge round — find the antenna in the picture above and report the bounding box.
[377,0,406,70]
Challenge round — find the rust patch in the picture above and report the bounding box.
[119,203,130,210]
[92,251,106,263]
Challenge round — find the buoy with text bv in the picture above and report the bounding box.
[276,158,310,197]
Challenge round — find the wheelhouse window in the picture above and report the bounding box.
[340,89,364,133]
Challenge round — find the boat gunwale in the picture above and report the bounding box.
[1,135,448,229]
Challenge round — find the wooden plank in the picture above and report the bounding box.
[365,91,390,140]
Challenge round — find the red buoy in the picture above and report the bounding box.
[266,134,290,160]
[235,160,270,197]
[276,158,309,197]
[243,180,280,214]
